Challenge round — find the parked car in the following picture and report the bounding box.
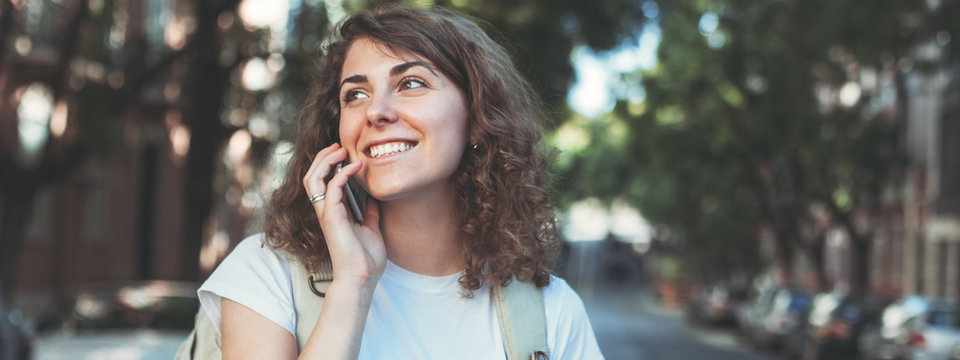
[782,311,809,359]
[686,282,748,326]
[736,285,812,349]
[859,295,960,360]
[781,295,817,359]
[802,291,889,360]
[735,284,772,341]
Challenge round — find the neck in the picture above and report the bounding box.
[379,185,464,276]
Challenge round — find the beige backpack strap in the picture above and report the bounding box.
[288,255,333,352]
[174,328,196,359]
[174,308,221,360]
[493,278,549,360]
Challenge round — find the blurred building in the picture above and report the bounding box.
[794,39,959,302]
[900,39,960,300]
[845,38,960,301]
[1,0,257,317]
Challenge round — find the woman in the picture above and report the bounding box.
[198,5,602,359]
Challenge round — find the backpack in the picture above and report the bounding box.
[175,256,549,360]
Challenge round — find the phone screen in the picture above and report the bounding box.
[336,162,368,222]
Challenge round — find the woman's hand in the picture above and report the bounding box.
[222,145,383,360]
[302,143,386,292]
[300,144,385,359]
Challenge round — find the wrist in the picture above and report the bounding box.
[329,273,380,297]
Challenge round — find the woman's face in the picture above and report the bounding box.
[337,38,469,202]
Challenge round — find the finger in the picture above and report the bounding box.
[303,145,343,183]
[313,143,341,161]
[305,143,341,176]
[319,161,361,214]
[303,147,348,196]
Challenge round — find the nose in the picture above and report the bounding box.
[365,93,399,126]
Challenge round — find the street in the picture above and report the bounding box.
[563,241,783,360]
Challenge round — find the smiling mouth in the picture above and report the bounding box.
[368,141,416,158]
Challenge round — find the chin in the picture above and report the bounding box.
[367,190,413,204]
[366,179,455,203]
[363,181,409,202]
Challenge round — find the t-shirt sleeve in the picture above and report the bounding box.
[543,276,604,359]
[197,233,296,336]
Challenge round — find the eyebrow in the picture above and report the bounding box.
[340,74,367,89]
[390,60,437,77]
[339,61,439,89]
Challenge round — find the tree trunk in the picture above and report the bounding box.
[179,0,236,281]
[808,234,829,291]
[0,0,13,70]
[851,233,871,296]
[826,199,871,295]
[0,178,36,302]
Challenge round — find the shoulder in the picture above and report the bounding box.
[198,233,297,336]
[542,275,587,318]
[542,275,576,300]
[542,275,604,359]
[211,234,294,283]
[229,233,292,266]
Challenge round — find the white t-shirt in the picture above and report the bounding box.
[199,234,603,359]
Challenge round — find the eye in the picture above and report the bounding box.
[399,78,427,91]
[342,89,368,103]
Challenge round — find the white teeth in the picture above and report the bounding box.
[370,142,413,158]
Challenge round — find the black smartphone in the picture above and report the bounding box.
[336,162,368,222]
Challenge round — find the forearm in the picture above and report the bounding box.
[298,278,377,360]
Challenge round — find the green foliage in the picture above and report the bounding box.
[553,0,956,281]
[10,0,953,287]
[549,111,635,207]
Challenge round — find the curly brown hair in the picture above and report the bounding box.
[264,5,559,292]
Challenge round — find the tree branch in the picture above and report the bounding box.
[116,0,243,109]
[0,0,14,68]
[50,0,89,101]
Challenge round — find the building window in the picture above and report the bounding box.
[26,189,52,244]
[953,243,960,299]
[916,232,925,295]
[938,241,948,298]
[872,231,887,288]
[83,162,110,243]
[937,66,960,214]
[825,228,850,285]
[891,226,903,285]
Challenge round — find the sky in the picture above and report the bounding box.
[567,23,662,118]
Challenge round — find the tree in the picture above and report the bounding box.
[606,0,957,290]
[0,0,271,296]
[1,0,652,298]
